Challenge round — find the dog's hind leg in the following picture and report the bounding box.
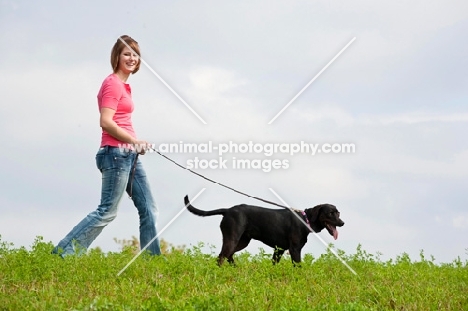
[226,234,251,264]
[218,238,238,266]
[272,247,285,264]
[234,234,251,253]
[218,235,244,266]
[218,235,249,265]
[217,216,247,266]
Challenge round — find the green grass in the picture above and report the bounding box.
[0,236,467,310]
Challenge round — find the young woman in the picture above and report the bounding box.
[52,35,161,257]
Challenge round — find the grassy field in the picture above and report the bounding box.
[0,236,467,310]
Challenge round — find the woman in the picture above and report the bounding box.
[52,35,161,257]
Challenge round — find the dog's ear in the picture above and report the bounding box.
[308,205,323,223]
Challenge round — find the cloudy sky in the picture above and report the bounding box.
[1,0,467,265]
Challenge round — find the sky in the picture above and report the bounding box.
[1,0,467,265]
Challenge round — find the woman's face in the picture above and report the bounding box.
[117,46,139,75]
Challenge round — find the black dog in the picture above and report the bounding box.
[184,195,344,265]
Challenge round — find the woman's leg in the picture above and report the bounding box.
[127,158,161,255]
[52,147,135,257]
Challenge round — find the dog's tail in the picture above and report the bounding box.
[184,195,228,217]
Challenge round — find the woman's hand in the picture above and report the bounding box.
[131,140,151,155]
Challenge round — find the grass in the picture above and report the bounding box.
[0,236,467,310]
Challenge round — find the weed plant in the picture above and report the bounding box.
[0,236,466,310]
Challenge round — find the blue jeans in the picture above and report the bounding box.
[52,146,161,257]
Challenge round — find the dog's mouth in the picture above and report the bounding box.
[326,223,338,240]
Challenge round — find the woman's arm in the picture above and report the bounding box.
[100,107,149,154]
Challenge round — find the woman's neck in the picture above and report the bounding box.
[114,71,130,83]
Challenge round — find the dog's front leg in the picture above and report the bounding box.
[289,246,302,266]
[217,255,227,266]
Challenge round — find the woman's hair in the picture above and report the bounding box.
[110,35,141,74]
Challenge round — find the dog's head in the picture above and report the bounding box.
[306,204,344,240]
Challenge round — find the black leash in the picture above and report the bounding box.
[128,153,139,198]
[148,147,293,210]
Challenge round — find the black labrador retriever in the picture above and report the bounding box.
[184,195,344,265]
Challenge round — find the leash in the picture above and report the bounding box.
[126,148,357,276]
[128,153,139,198]
[138,147,294,210]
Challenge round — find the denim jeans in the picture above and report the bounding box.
[52,146,161,257]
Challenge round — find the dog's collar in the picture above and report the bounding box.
[300,211,310,226]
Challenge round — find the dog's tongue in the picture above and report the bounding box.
[331,225,338,240]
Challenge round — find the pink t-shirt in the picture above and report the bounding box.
[97,74,137,147]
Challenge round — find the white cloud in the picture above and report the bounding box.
[295,106,468,128]
[188,66,248,97]
[0,0,467,263]
[453,215,468,229]
[356,147,468,178]
[1,63,105,142]
[364,112,468,125]
[293,105,355,127]
[305,166,369,200]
